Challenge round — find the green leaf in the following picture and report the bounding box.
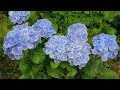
[66,68,77,77]
[96,58,103,72]
[47,67,64,78]
[83,63,96,79]
[28,11,39,25]
[40,12,49,18]
[52,23,58,31]
[30,65,41,78]
[67,15,81,25]
[102,26,117,35]
[43,74,52,79]
[82,56,103,79]
[30,47,45,64]
[110,11,120,17]
[92,28,101,34]
[65,62,77,78]
[30,65,40,74]
[106,27,117,35]
[58,11,66,15]
[103,11,110,19]
[19,74,31,79]
[19,59,32,74]
[100,70,119,79]
[59,62,66,69]
[93,14,103,24]
[50,60,60,69]
[81,14,93,26]
[84,11,89,14]
[87,28,94,36]
[52,11,66,15]
[107,18,114,22]
[103,11,120,22]
[66,62,75,71]
[56,33,64,36]
[87,37,92,45]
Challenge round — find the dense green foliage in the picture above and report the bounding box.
[0,11,120,79]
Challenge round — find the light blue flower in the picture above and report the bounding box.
[43,35,68,63]
[92,33,119,61]
[32,19,57,38]
[66,23,91,69]
[3,23,40,60]
[9,11,30,24]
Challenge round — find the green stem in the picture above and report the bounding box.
[99,20,106,30]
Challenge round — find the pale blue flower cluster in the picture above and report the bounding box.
[32,19,57,38]
[9,11,30,24]
[66,23,91,69]
[67,23,88,43]
[43,35,68,63]
[3,23,40,60]
[92,33,119,61]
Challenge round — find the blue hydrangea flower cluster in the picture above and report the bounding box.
[66,23,91,69]
[3,23,40,60]
[8,11,30,24]
[67,42,91,69]
[43,35,68,64]
[67,23,88,43]
[32,19,57,38]
[92,33,120,61]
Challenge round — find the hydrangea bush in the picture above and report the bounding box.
[1,11,120,79]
